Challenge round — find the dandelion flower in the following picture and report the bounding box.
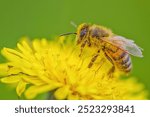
[0,36,148,99]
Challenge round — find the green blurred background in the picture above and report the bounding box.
[0,0,150,99]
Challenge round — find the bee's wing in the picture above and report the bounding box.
[102,36,143,57]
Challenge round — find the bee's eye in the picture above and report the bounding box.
[80,28,87,38]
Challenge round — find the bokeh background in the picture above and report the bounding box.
[0,0,150,99]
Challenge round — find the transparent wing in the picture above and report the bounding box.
[102,36,143,57]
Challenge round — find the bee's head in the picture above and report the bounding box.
[76,23,90,45]
[59,23,90,45]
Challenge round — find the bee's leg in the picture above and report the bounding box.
[88,49,100,68]
[108,66,115,78]
[104,52,115,78]
[87,37,91,47]
[95,58,106,73]
[79,40,87,57]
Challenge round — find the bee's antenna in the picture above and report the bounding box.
[59,32,77,37]
[70,21,77,28]
[59,21,77,37]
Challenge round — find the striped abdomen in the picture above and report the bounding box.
[105,44,132,73]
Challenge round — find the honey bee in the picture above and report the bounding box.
[61,23,143,74]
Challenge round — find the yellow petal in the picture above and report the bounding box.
[2,48,23,58]
[20,39,33,53]
[21,67,37,76]
[32,39,41,52]
[25,83,61,99]
[16,80,27,97]
[1,48,22,62]
[54,85,69,99]
[0,63,9,76]
[22,76,45,85]
[0,75,20,83]
[41,38,49,47]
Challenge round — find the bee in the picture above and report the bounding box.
[60,23,143,74]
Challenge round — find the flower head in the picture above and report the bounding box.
[0,36,148,99]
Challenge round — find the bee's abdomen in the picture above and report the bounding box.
[107,48,132,73]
